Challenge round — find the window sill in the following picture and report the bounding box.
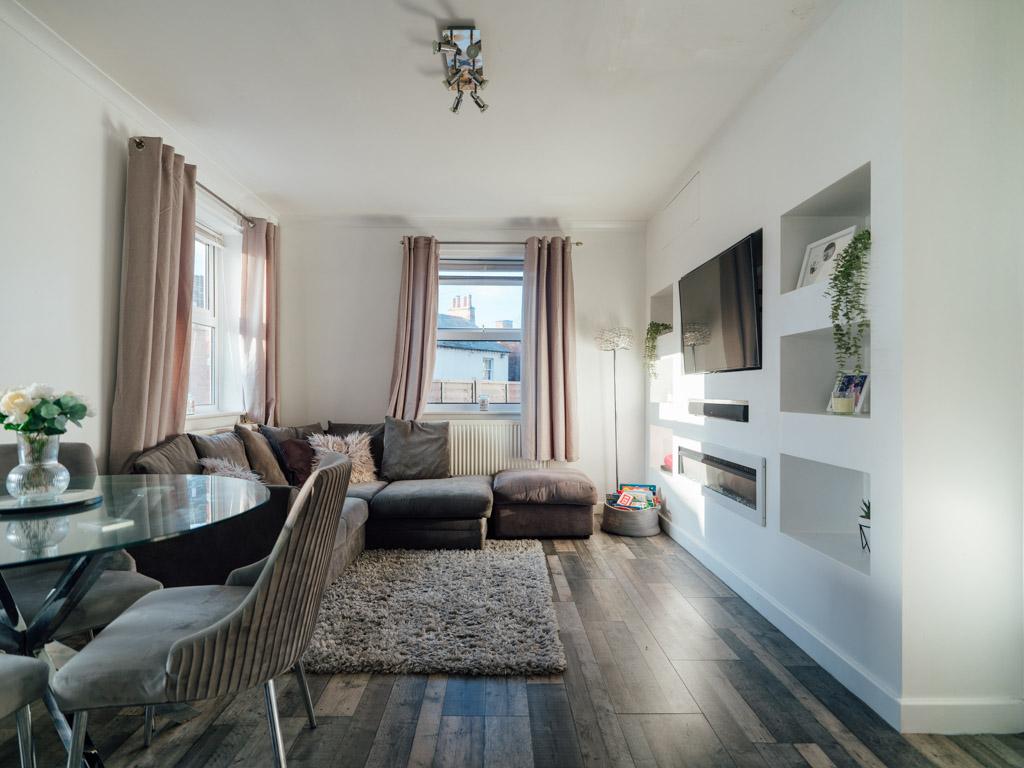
[185,410,241,434]
[421,407,521,421]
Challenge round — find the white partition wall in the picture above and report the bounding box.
[645,0,1024,734]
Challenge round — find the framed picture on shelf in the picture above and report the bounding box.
[797,225,858,288]
[826,371,870,414]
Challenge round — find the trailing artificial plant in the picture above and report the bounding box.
[824,229,871,374]
[644,321,672,378]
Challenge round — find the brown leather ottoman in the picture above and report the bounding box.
[489,468,598,538]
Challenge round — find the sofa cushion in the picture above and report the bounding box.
[493,468,598,506]
[348,480,388,502]
[382,416,450,481]
[341,497,369,531]
[189,431,250,468]
[258,422,323,471]
[328,421,385,473]
[132,435,201,475]
[279,438,315,486]
[370,475,492,520]
[234,426,289,485]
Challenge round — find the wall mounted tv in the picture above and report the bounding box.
[678,229,763,374]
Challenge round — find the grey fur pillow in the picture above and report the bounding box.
[199,457,263,483]
[308,432,377,484]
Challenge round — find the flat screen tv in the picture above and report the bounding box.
[678,229,762,374]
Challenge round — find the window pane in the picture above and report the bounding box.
[188,324,216,408]
[438,285,522,330]
[430,341,520,405]
[193,240,213,312]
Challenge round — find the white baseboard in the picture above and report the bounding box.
[658,514,1024,734]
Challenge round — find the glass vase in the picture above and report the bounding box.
[5,433,70,500]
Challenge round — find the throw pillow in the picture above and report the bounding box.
[259,423,323,469]
[382,416,450,481]
[199,457,262,483]
[327,421,385,473]
[189,431,250,468]
[234,426,289,485]
[308,431,377,484]
[279,438,316,487]
[131,434,202,474]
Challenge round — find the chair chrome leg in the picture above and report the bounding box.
[15,705,33,768]
[143,705,155,747]
[292,662,317,729]
[66,711,88,768]
[263,680,287,768]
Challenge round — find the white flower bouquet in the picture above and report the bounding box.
[0,384,93,435]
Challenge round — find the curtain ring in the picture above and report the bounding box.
[133,137,145,150]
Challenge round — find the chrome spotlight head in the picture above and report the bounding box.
[443,69,462,88]
[468,70,488,90]
[470,90,488,112]
[465,40,482,60]
[451,90,464,113]
[433,39,459,55]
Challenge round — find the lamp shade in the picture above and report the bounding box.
[595,327,634,352]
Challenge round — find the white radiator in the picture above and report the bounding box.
[448,420,549,476]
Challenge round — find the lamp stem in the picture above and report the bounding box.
[612,348,620,490]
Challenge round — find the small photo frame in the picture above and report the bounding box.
[826,371,870,414]
[797,225,858,289]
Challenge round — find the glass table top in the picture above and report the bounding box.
[0,474,270,568]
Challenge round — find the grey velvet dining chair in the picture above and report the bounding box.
[51,453,352,768]
[0,443,162,640]
[0,653,50,768]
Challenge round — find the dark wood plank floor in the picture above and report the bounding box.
[2,521,1022,767]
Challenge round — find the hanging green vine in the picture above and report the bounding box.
[824,230,871,374]
[644,321,672,378]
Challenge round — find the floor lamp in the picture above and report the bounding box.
[596,327,634,490]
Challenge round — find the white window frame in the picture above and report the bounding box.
[428,254,524,416]
[188,227,222,416]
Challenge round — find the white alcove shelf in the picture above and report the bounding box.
[780,163,871,296]
[780,326,871,417]
[780,453,871,575]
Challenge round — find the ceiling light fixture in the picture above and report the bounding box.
[433,26,488,114]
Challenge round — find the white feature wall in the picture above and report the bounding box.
[645,0,1024,734]
[278,220,646,495]
[0,1,275,468]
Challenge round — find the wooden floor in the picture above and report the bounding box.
[3,522,1024,767]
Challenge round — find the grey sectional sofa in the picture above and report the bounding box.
[125,418,598,586]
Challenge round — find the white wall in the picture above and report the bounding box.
[0,2,275,468]
[278,220,645,494]
[645,0,1024,734]
[899,0,1024,733]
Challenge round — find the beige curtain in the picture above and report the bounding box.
[387,236,439,420]
[522,236,579,462]
[241,220,280,425]
[108,137,196,472]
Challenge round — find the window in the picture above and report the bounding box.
[429,255,523,413]
[188,235,219,413]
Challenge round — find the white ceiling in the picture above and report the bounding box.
[21,0,837,220]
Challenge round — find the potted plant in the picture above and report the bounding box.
[825,230,871,414]
[644,321,672,378]
[0,384,93,500]
[858,499,871,551]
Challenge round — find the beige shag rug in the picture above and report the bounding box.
[303,540,566,675]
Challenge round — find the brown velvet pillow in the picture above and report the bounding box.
[259,423,323,472]
[189,431,250,468]
[279,438,315,487]
[234,426,289,485]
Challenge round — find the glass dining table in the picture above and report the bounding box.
[0,474,270,768]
